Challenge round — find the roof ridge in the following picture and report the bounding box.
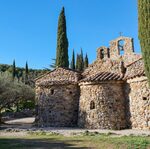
[126,57,143,67]
[35,67,81,81]
[80,71,123,82]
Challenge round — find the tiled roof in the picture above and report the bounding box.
[80,72,123,82]
[35,67,80,81]
[35,67,81,86]
[124,58,145,79]
[35,57,146,86]
[37,80,77,87]
[124,70,145,80]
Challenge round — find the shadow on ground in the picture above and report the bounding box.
[0,138,90,149]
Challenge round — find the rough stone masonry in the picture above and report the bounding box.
[35,36,150,130]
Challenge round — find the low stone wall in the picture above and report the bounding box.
[78,81,126,130]
[35,84,80,127]
[126,77,150,130]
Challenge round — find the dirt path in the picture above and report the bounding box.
[0,117,150,137]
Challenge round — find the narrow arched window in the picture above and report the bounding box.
[90,101,95,110]
[100,49,104,59]
[51,89,54,95]
[107,48,110,58]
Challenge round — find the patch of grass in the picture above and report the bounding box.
[0,132,149,149]
[27,130,61,136]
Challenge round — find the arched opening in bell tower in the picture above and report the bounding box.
[118,40,125,55]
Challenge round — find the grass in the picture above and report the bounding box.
[0,131,150,149]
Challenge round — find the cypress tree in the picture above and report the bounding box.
[76,54,79,71]
[56,7,69,68]
[138,0,150,85]
[25,62,29,84]
[76,53,83,71]
[25,62,29,76]
[84,53,89,69]
[70,49,75,70]
[12,60,16,80]
[18,70,23,82]
[80,48,84,69]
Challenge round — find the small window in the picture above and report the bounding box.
[100,49,104,59]
[143,97,147,100]
[51,89,54,95]
[90,101,95,110]
[107,48,110,58]
[69,91,73,94]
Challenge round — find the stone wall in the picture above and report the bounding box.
[97,46,109,59]
[35,84,80,127]
[125,77,150,130]
[78,81,126,130]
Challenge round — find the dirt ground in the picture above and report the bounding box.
[0,117,150,137]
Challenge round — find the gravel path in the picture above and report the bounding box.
[0,117,150,137]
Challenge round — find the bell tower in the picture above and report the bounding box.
[109,36,134,59]
[97,46,110,60]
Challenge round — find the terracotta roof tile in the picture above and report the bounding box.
[124,58,145,79]
[80,72,123,82]
[35,67,81,86]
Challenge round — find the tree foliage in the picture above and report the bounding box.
[84,53,89,69]
[56,7,69,68]
[0,72,35,122]
[12,60,16,80]
[76,54,83,71]
[80,49,84,69]
[50,59,56,69]
[25,61,29,84]
[138,0,150,85]
[0,63,48,87]
[70,49,75,70]
[25,62,29,76]
[76,49,85,71]
[76,54,80,71]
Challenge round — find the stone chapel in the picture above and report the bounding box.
[35,36,150,130]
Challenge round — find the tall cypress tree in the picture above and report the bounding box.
[56,7,69,68]
[76,53,83,71]
[12,60,16,80]
[138,0,150,85]
[25,62,29,80]
[84,53,89,69]
[70,49,75,70]
[76,54,79,71]
[80,48,84,69]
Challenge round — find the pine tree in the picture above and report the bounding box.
[12,60,16,80]
[70,49,75,70]
[138,0,150,85]
[56,7,69,68]
[84,53,89,69]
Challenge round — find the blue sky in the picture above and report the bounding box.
[0,0,140,69]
